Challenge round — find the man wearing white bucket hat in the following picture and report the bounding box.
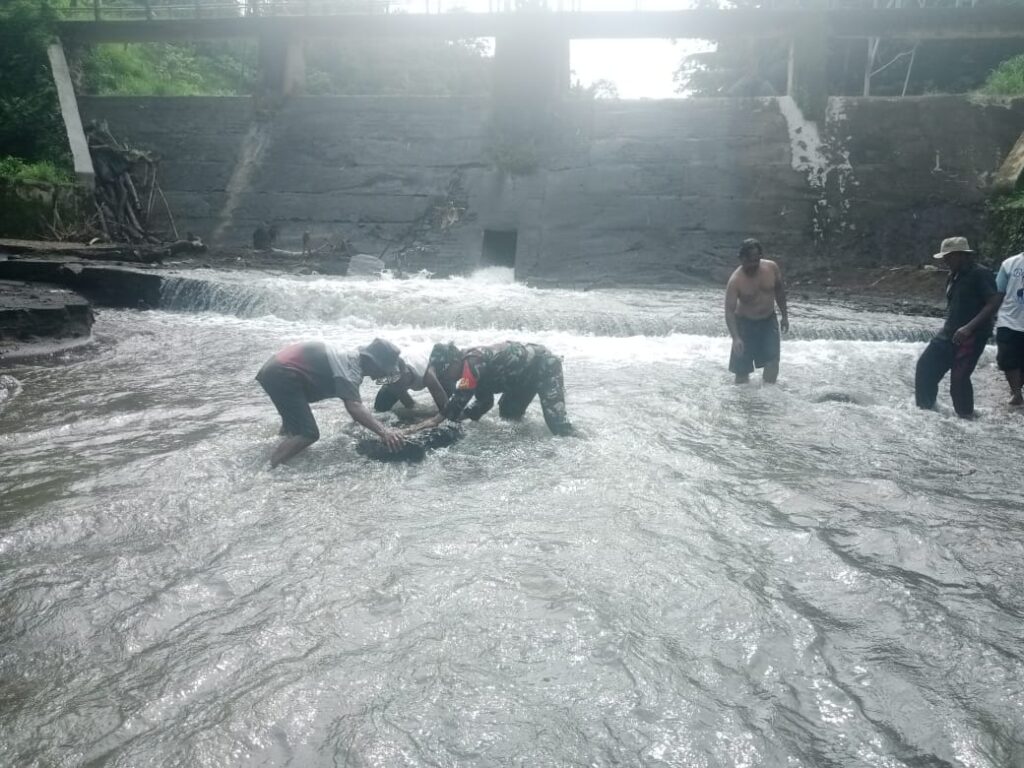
[914,237,1002,418]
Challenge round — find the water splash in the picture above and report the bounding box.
[0,374,22,413]
[211,122,272,246]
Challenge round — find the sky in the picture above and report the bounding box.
[390,0,715,99]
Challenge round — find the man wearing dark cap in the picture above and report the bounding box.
[372,345,452,414]
[406,340,573,436]
[915,237,1002,418]
[256,337,405,466]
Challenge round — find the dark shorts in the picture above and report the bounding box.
[729,314,781,375]
[256,361,320,441]
[996,326,1024,371]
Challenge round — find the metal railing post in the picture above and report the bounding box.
[93,0,100,21]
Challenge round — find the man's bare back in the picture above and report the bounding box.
[727,259,781,319]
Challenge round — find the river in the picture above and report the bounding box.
[1,269,1022,767]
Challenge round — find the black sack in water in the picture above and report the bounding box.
[356,423,464,463]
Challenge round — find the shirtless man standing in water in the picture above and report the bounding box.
[725,238,790,384]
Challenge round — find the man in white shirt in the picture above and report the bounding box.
[256,337,405,467]
[995,251,1024,406]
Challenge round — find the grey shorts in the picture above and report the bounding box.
[256,361,320,441]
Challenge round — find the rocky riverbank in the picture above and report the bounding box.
[0,279,94,360]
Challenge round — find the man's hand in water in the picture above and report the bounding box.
[731,338,744,356]
[403,414,444,436]
[380,429,404,452]
[780,316,790,333]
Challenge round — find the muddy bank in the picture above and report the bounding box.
[0,280,94,360]
[788,265,948,318]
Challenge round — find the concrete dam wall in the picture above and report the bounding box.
[80,94,1024,284]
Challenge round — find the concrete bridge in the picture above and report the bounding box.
[55,6,1024,43]
[54,5,1024,121]
[45,2,1024,283]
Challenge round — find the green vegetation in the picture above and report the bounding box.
[0,157,74,186]
[0,1,68,167]
[984,189,1024,261]
[305,38,490,97]
[82,42,255,96]
[676,0,1024,99]
[980,54,1024,97]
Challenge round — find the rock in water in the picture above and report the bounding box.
[356,424,464,463]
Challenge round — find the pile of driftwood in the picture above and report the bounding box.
[87,121,178,245]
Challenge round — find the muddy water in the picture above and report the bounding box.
[1,270,1022,767]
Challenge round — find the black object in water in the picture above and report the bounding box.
[356,423,464,463]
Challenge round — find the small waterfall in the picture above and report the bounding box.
[158,271,937,342]
[211,122,273,246]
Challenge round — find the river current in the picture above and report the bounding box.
[1,269,1022,767]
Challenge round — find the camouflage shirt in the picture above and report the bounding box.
[441,342,541,421]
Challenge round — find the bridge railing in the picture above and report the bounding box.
[49,0,1004,23]
[57,0,400,22]
[54,0,581,22]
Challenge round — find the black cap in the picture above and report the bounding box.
[428,342,462,373]
[359,338,401,376]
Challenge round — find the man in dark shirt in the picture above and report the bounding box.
[406,340,573,436]
[915,237,1002,418]
[256,337,405,467]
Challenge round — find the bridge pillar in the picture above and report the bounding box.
[47,41,95,190]
[492,27,570,134]
[786,28,828,122]
[258,31,305,100]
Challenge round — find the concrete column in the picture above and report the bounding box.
[786,30,828,122]
[492,28,570,132]
[258,31,305,100]
[46,41,95,190]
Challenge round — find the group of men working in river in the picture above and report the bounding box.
[256,234,1024,465]
[256,335,573,467]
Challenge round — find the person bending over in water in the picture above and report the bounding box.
[725,238,790,384]
[256,338,404,467]
[373,346,451,414]
[405,341,573,436]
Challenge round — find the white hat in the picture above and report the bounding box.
[933,236,974,259]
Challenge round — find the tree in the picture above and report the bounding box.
[0,1,69,164]
[675,0,1024,99]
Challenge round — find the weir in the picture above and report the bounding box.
[76,93,1024,284]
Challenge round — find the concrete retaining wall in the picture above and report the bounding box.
[79,93,1024,284]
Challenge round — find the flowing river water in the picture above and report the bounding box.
[1,268,1023,767]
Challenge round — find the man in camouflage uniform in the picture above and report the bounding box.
[408,341,573,436]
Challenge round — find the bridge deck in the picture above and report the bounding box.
[57,7,1024,43]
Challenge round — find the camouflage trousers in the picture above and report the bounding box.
[494,344,573,436]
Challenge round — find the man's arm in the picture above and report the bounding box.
[952,270,1002,344]
[725,274,742,353]
[774,262,789,333]
[953,294,1002,344]
[464,391,495,420]
[344,399,403,451]
[996,262,1010,294]
[398,390,416,409]
[423,369,449,411]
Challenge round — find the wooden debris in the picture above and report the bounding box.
[85,121,186,247]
